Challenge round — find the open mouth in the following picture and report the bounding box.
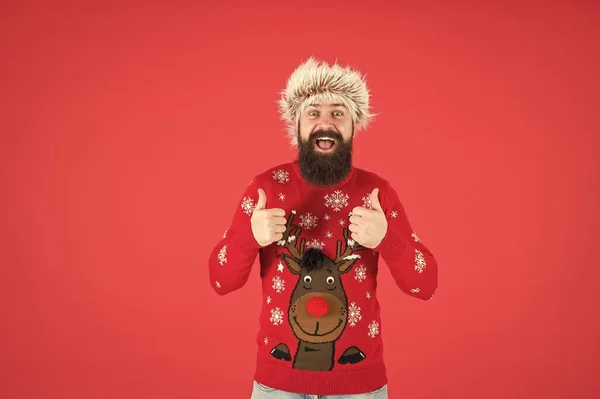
[314,137,336,153]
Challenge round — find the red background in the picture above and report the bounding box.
[1,2,599,398]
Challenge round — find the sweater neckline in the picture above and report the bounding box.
[291,159,356,189]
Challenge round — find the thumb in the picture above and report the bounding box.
[370,188,383,211]
[255,188,267,211]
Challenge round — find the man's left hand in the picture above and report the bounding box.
[348,188,388,248]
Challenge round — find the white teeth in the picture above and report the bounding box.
[317,137,335,141]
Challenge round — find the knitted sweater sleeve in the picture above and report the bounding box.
[208,177,263,295]
[374,181,438,300]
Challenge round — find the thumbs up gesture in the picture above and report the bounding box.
[251,189,287,247]
[348,188,388,248]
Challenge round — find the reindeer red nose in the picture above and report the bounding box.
[306,296,329,317]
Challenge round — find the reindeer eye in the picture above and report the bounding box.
[326,276,335,284]
[304,276,312,283]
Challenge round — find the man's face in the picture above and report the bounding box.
[297,100,354,187]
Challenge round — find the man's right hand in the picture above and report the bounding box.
[251,188,287,247]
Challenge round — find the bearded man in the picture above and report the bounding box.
[208,57,438,399]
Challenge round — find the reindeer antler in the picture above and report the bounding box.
[335,227,365,273]
[277,210,306,270]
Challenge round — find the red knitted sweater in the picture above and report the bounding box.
[208,159,438,396]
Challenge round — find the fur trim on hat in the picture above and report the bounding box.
[277,57,376,147]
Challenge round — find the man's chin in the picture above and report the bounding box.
[298,146,352,187]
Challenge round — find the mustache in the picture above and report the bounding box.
[310,129,343,142]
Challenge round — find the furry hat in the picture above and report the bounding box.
[277,57,376,147]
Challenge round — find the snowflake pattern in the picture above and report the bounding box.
[368,320,380,338]
[277,262,285,272]
[223,229,227,238]
[270,307,285,325]
[307,239,325,250]
[410,288,420,293]
[411,232,420,242]
[266,295,272,304]
[348,302,362,327]
[362,194,372,210]
[325,231,333,239]
[241,197,255,215]
[218,245,227,265]
[354,265,367,283]
[215,281,221,288]
[272,276,285,293]
[339,219,346,226]
[279,193,285,201]
[299,213,318,230]
[390,211,398,218]
[366,291,371,299]
[324,190,349,212]
[264,337,269,345]
[415,249,426,273]
[272,169,290,184]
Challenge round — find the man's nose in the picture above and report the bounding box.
[317,117,335,130]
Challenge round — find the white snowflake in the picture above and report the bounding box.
[324,190,349,212]
[299,213,318,230]
[241,197,255,215]
[279,193,285,201]
[390,211,398,218]
[215,281,221,288]
[348,302,362,327]
[266,295,272,304]
[366,291,371,299]
[264,337,269,345]
[218,245,227,265]
[415,249,426,273]
[272,276,285,293]
[325,231,333,239]
[368,320,380,338]
[277,262,284,272]
[354,265,367,283]
[412,232,420,242]
[324,214,330,220]
[338,219,346,226]
[362,194,372,209]
[272,169,289,184]
[307,239,325,250]
[223,229,228,238]
[270,307,285,325]
[410,288,420,293]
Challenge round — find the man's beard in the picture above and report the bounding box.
[297,129,353,187]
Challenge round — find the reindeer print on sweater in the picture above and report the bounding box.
[269,210,367,371]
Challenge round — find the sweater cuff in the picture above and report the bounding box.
[373,227,408,262]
